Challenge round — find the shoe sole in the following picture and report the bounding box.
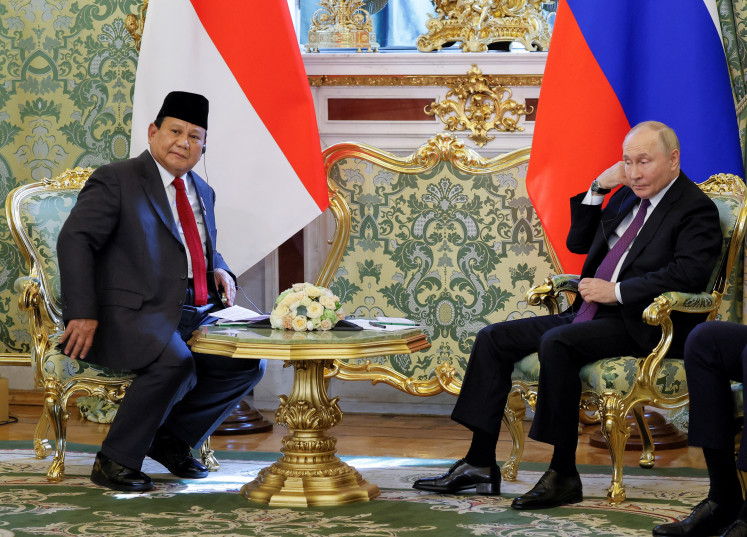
[412,483,500,495]
[91,471,154,492]
[511,492,583,510]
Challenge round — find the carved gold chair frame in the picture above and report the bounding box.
[6,167,217,481]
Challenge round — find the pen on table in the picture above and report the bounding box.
[375,322,420,326]
[369,322,388,328]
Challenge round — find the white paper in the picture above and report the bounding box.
[211,305,263,322]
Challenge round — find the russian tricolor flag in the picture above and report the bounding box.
[130,0,327,274]
[527,0,744,275]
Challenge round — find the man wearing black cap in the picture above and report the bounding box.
[57,91,265,492]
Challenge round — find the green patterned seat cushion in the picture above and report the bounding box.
[44,332,133,382]
[512,353,688,398]
[327,145,560,391]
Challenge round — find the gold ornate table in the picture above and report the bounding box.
[189,325,430,507]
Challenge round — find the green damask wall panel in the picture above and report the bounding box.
[0,0,140,357]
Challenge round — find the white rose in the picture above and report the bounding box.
[281,292,299,306]
[270,314,284,329]
[319,318,333,331]
[306,301,324,319]
[319,295,336,309]
[300,296,312,307]
[305,285,321,298]
[306,320,314,331]
[292,283,305,291]
[292,316,308,331]
[272,304,290,318]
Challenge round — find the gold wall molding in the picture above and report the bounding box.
[307,74,542,87]
[418,0,551,52]
[125,0,149,52]
[425,65,532,146]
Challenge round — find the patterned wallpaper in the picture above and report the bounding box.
[0,0,139,357]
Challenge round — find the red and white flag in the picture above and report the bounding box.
[130,0,327,274]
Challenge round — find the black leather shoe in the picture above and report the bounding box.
[721,520,747,537]
[90,452,153,492]
[147,431,208,479]
[412,459,501,495]
[511,469,583,509]
[652,499,739,536]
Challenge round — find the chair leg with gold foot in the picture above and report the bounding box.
[501,388,527,481]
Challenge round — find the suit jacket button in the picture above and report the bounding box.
[181,273,187,280]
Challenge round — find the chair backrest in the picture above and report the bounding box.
[699,173,747,323]
[5,167,93,331]
[317,134,561,395]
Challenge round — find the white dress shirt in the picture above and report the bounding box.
[150,152,208,278]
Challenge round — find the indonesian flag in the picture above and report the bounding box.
[130,0,327,274]
[527,0,743,275]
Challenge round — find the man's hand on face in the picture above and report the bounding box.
[577,278,618,305]
[59,319,99,360]
[596,161,629,190]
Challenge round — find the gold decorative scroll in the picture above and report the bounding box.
[418,0,551,53]
[125,0,149,52]
[307,0,379,52]
[425,65,532,146]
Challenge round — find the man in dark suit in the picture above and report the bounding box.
[57,91,265,492]
[652,321,747,537]
[412,121,723,508]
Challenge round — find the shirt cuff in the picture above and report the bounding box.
[582,189,605,205]
[615,282,623,303]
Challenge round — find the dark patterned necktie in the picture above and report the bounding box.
[573,198,651,323]
[173,177,207,306]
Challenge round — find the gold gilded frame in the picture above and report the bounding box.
[317,133,556,395]
[504,173,747,503]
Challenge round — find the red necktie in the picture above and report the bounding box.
[573,198,651,323]
[172,177,208,306]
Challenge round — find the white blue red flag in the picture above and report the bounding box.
[131,0,327,274]
[527,0,743,274]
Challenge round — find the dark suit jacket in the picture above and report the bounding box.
[58,150,233,370]
[565,172,723,351]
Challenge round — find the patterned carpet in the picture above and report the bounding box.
[0,442,708,537]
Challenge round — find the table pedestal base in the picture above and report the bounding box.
[241,358,379,506]
[241,455,379,506]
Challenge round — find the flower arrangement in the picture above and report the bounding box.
[269,282,344,332]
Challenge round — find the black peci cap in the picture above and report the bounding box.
[156,91,209,130]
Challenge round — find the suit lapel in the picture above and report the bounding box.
[619,174,685,273]
[137,151,182,242]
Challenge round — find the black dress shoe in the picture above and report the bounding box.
[412,459,501,495]
[652,499,739,536]
[90,452,153,492]
[721,520,747,537]
[511,469,583,509]
[147,431,208,479]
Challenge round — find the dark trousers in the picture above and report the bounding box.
[101,287,265,470]
[684,321,747,470]
[451,307,646,450]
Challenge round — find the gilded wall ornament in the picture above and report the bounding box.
[125,0,149,52]
[418,0,551,52]
[307,0,379,52]
[425,65,532,147]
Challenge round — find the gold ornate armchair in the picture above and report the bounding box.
[506,173,747,503]
[6,167,217,481]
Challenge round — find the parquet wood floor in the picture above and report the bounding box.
[1,404,706,469]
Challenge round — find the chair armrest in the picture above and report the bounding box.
[642,291,719,328]
[15,276,43,312]
[527,274,580,315]
[639,290,720,398]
